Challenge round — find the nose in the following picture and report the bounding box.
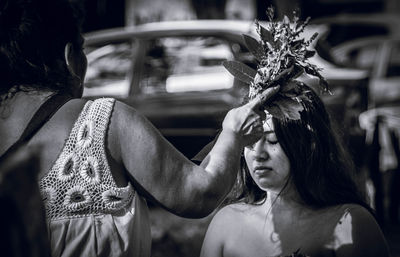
[252,139,270,161]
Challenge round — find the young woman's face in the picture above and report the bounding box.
[244,118,291,193]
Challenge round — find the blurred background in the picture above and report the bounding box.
[78,0,400,256]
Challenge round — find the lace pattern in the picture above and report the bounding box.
[39,98,135,220]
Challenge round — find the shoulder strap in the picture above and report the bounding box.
[0,94,72,162]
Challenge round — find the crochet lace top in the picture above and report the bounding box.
[38,98,151,257]
[39,98,134,219]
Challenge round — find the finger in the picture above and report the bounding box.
[258,85,281,106]
[247,85,280,111]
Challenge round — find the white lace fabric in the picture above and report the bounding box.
[39,98,135,220]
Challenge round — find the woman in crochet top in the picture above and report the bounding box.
[0,0,275,256]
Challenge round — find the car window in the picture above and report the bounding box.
[324,24,389,48]
[386,42,400,77]
[138,36,237,94]
[83,41,135,97]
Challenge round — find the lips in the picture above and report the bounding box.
[253,166,272,175]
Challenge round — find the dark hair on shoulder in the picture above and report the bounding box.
[232,83,372,212]
[0,0,84,95]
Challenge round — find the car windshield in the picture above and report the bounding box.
[138,36,235,94]
[84,41,134,97]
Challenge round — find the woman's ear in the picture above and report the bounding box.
[63,42,87,82]
[64,43,73,68]
[63,42,87,97]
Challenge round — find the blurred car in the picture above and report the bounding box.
[312,13,400,64]
[83,20,369,159]
[329,36,400,107]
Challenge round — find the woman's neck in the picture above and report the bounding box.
[264,186,311,214]
[0,90,55,119]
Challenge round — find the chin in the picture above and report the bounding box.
[255,181,272,192]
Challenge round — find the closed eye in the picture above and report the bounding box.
[267,139,278,145]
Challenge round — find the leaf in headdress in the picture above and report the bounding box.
[304,50,315,58]
[267,95,304,120]
[222,60,257,84]
[291,65,305,79]
[257,22,274,44]
[307,32,319,45]
[243,34,264,61]
[264,104,286,120]
[283,15,290,25]
[294,17,311,37]
[269,66,294,86]
[266,41,274,51]
[303,65,329,92]
[266,6,275,22]
[281,80,298,93]
[291,39,305,50]
[319,77,330,93]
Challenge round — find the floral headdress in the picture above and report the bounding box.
[223,7,329,120]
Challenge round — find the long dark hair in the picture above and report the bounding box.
[0,0,84,96]
[233,83,371,212]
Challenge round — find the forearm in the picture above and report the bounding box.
[198,129,243,208]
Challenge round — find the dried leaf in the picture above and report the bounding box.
[257,23,274,44]
[222,60,256,84]
[242,34,264,61]
[304,50,315,58]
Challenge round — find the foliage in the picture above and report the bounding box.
[223,7,329,120]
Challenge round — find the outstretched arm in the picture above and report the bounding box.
[109,86,278,218]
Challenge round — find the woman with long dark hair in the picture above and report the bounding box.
[200,84,389,257]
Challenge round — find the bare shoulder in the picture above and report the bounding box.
[107,99,161,162]
[112,100,148,125]
[214,203,251,220]
[331,204,390,257]
[208,202,255,231]
[201,203,252,257]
